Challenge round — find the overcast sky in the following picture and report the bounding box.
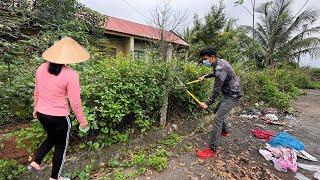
[79,0,320,67]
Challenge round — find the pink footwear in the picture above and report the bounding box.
[27,165,41,177]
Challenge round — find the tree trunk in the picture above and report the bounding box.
[159,43,173,127]
[159,91,169,127]
[252,0,256,62]
[7,62,11,85]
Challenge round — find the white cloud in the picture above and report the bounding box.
[79,0,320,28]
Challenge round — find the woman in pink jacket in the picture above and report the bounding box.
[28,37,90,180]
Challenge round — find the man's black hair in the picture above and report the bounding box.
[199,46,217,57]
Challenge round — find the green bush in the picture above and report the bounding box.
[170,61,213,114]
[311,68,320,80]
[239,67,314,109]
[80,57,169,132]
[309,81,320,89]
[0,159,26,179]
[78,57,211,146]
[0,69,35,125]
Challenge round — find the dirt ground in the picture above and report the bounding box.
[0,123,29,163]
[133,90,320,180]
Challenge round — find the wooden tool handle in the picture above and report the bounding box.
[186,79,201,85]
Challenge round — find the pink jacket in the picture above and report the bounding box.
[34,62,85,123]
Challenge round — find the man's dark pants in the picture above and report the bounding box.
[209,96,240,151]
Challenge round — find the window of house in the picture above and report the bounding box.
[134,50,144,59]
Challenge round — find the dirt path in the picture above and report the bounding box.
[289,89,320,179]
[133,90,320,180]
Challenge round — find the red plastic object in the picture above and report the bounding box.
[196,147,216,159]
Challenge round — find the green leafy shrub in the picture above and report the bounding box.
[170,61,212,114]
[160,133,183,146]
[132,152,147,167]
[238,66,315,109]
[78,57,211,146]
[80,57,168,131]
[10,120,45,152]
[0,69,35,125]
[113,170,125,180]
[0,159,26,179]
[310,68,320,80]
[309,81,320,89]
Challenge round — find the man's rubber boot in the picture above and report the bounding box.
[221,131,231,137]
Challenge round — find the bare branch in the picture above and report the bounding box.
[148,0,188,58]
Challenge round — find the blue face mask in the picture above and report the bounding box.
[203,59,212,67]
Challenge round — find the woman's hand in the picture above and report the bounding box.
[79,120,89,129]
[33,111,37,119]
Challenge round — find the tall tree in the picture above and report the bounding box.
[234,0,256,61]
[0,0,105,83]
[186,0,226,45]
[149,1,187,127]
[244,0,320,68]
[184,1,227,61]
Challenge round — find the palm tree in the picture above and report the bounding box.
[244,0,320,68]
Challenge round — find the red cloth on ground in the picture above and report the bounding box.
[251,129,276,141]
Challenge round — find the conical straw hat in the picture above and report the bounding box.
[42,37,90,64]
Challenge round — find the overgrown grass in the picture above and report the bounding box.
[95,132,187,179]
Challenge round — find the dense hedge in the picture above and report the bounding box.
[77,57,211,145]
[0,63,36,125]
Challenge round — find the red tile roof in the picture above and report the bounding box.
[104,17,188,46]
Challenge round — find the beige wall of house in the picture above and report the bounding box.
[105,31,187,59]
[123,37,134,56]
[107,34,149,58]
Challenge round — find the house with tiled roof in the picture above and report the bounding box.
[104,16,189,59]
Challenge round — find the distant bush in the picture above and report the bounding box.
[238,66,316,109]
